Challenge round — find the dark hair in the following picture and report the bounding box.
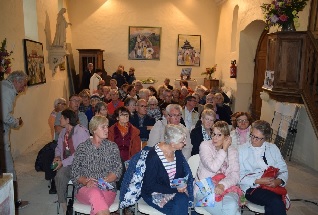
[114,106,131,119]
[95,68,103,74]
[61,109,78,126]
[127,85,135,93]
[69,94,79,101]
[180,80,189,88]
[252,120,272,141]
[148,86,158,97]
[124,97,137,106]
[185,95,196,102]
[95,102,107,114]
[121,83,129,90]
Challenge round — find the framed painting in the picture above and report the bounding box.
[23,39,46,86]
[177,34,201,66]
[128,26,161,60]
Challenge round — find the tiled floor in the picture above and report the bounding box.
[15,134,318,215]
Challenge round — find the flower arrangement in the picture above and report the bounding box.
[0,38,14,80]
[201,64,217,80]
[141,77,157,84]
[261,0,309,30]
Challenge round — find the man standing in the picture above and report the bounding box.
[80,63,94,91]
[0,71,29,209]
[129,99,155,146]
[147,104,192,160]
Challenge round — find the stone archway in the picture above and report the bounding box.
[234,20,266,114]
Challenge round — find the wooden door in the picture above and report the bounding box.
[251,30,268,120]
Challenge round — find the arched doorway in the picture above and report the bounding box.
[235,20,266,113]
[251,30,268,120]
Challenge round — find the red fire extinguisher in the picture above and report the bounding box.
[230,60,237,78]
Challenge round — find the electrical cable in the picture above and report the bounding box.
[290,199,318,207]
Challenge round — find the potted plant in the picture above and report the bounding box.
[0,38,13,81]
[202,64,217,80]
[261,0,309,31]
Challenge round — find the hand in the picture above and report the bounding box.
[18,117,23,126]
[177,185,187,193]
[255,177,275,186]
[266,178,282,188]
[85,178,97,188]
[53,159,63,171]
[222,136,231,151]
[215,184,225,195]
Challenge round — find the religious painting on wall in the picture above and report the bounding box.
[23,39,46,86]
[128,26,161,60]
[177,34,201,66]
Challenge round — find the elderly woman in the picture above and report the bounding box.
[108,106,141,161]
[48,98,66,140]
[239,120,288,215]
[147,96,161,121]
[190,109,216,156]
[124,97,137,116]
[195,121,240,215]
[95,101,115,127]
[141,124,192,214]
[230,112,253,147]
[53,109,90,213]
[71,116,122,215]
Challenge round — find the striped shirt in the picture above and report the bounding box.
[155,144,176,182]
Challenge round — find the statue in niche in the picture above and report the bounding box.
[52,8,71,47]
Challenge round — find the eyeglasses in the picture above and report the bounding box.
[58,103,66,105]
[148,104,157,106]
[168,114,182,118]
[138,105,147,108]
[237,119,248,123]
[119,113,129,117]
[250,134,264,141]
[212,133,223,137]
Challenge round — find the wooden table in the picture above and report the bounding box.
[203,78,219,89]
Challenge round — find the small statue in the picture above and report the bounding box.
[52,8,71,47]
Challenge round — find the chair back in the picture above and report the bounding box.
[188,154,200,176]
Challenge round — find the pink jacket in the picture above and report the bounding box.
[194,140,239,193]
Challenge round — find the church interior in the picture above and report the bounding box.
[1,0,318,214]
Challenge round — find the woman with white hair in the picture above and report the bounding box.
[48,98,67,140]
[141,124,192,214]
[147,96,161,120]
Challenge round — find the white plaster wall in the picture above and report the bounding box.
[0,0,71,157]
[66,0,220,88]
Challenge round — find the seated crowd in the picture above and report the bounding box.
[45,63,288,215]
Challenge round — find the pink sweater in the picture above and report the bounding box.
[194,140,239,193]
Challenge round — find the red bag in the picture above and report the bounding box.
[252,166,290,210]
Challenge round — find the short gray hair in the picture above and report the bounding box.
[139,89,150,98]
[252,120,272,141]
[164,124,187,144]
[54,98,66,108]
[148,96,158,104]
[7,70,28,82]
[89,115,109,134]
[166,104,182,114]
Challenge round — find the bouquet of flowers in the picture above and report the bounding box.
[201,64,217,80]
[261,0,309,30]
[0,38,14,79]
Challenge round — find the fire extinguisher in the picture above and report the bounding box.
[230,60,237,78]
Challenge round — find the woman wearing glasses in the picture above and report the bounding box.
[195,121,240,215]
[108,106,141,161]
[238,120,288,215]
[230,112,253,148]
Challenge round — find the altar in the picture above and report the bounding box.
[0,173,14,215]
[174,79,198,90]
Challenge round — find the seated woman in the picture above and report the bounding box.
[124,97,137,116]
[85,94,102,122]
[195,121,240,215]
[238,120,288,215]
[71,116,122,215]
[48,97,66,140]
[190,109,216,156]
[108,106,141,161]
[53,109,90,213]
[147,96,161,121]
[95,101,115,127]
[230,112,253,147]
[141,124,192,215]
[214,93,232,125]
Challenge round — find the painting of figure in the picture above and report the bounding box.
[177,34,201,66]
[128,26,161,60]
